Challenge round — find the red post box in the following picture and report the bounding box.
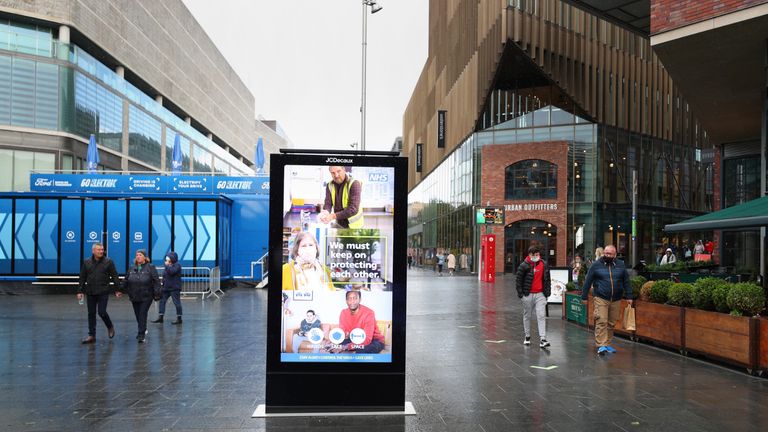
[480,234,496,282]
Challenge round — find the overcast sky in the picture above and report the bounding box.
[182,0,428,152]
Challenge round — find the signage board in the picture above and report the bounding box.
[29,174,269,195]
[475,206,505,225]
[265,152,407,413]
[437,110,446,148]
[547,268,569,304]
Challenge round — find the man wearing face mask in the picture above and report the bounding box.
[581,244,633,355]
[515,245,551,348]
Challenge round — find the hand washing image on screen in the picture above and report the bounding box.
[280,164,394,363]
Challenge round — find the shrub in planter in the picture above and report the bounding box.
[691,277,726,311]
[726,282,766,316]
[649,279,674,304]
[565,281,576,291]
[667,283,694,307]
[630,276,646,300]
[712,282,733,313]
[639,280,655,302]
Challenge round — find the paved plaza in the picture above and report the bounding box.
[1,268,767,431]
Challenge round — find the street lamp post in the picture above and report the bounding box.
[361,0,382,152]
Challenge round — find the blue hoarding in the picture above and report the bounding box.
[129,200,149,267]
[151,201,172,267]
[174,201,194,266]
[107,200,127,273]
[83,200,104,258]
[60,200,81,274]
[14,199,35,273]
[196,201,216,268]
[0,199,11,273]
[37,200,58,274]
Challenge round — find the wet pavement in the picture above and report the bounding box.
[1,268,767,431]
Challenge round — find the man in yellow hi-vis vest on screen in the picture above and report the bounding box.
[319,166,364,228]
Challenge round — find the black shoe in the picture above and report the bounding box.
[108,327,115,339]
[151,316,164,323]
[81,336,95,344]
[171,316,182,325]
[138,335,145,343]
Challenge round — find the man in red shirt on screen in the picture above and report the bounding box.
[335,290,385,353]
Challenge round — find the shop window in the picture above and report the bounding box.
[505,159,557,199]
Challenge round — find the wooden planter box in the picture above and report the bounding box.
[684,309,759,372]
[634,301,683,350]
[759,318,768,374]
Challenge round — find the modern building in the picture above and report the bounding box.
[0,0,260,192]
[649,0,768,279]
[404,0,715,273]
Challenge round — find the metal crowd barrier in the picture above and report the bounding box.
[180,266,214,299]
[205,266,224,299]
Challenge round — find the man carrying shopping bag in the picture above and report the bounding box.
[581,245,633,355]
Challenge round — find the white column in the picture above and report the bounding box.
[115,66,125,78]
[155,95,163,104]
[185,116,192,125]
[58,25,70,44]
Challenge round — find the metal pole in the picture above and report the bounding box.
[361,1,367,152]
[631,169,637,268]
[761,40,767,287]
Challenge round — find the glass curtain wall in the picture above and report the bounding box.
[0,17,253,177]
[408,135,476,268]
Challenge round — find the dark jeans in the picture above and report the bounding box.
[86,293,113,337]
[342,338,385,354]
[132,299,153,336]
[158,290,182,316]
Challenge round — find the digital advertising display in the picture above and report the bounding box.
[279,164,394,363]
[265,151,407,413]
[475,206,505,225]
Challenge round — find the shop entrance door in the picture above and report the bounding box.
[504,220,557,272]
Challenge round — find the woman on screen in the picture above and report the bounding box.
[282,232,335,291]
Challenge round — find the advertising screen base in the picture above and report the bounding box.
[264,151,408,414]
[253,402,416,418]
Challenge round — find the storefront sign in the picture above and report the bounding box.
[505,203,558,211]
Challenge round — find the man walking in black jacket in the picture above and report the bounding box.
[515,245,551,348]
[581,244,633,355]
[77,243,120,344]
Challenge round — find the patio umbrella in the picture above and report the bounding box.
[171,133,183,175]
[255,137,265,173]
[86,134,99,173]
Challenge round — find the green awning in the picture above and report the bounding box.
[664,195,768,232]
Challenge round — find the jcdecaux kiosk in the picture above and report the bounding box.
[256,150,412,416]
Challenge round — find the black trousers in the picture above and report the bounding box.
[86,293,113,337]
[158,290,182,316]
[132,299,153,336]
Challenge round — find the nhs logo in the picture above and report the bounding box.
[368,172,389,182]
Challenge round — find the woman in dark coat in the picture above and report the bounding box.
[122,249,160,343]
[152,251,183,324]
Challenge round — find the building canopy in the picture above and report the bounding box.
[664,196,768,232]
